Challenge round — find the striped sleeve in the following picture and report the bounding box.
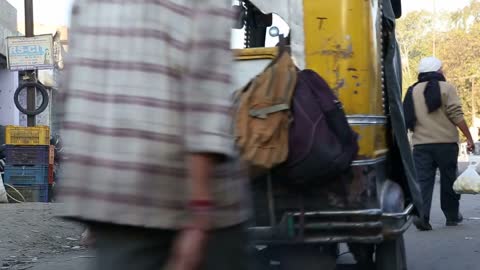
[183,0,237,157]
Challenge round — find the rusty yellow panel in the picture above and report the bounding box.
[303,0,383,116]
[352,125,388,159]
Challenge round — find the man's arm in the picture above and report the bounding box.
[183,0,236,204]
[457,120,475,152]
[188,154,218,202]
[445,83,475,152]
[169,2,236,270]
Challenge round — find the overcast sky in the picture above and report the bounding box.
[6,0,74,26]
[403,0,472,14]
[5,0,476,27]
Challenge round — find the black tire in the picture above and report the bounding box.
[375,236,407,270]
[252,245,337,270]
[349,243,375,269]
[279,245,336,270]
[14,82,49,116]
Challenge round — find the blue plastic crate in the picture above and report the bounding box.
[3,165,48,185]
[4,184,49,203]
[5,145,49,166]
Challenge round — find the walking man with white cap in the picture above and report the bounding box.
[403,57,474,231]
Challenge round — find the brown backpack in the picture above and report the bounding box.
[234,50,298,169]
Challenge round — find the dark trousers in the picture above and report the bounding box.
[413,143,460,222]
[90,223,248,270]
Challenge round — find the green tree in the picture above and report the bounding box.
[437,29,480,127]
[396,0,480,140]
[396,11,434,89]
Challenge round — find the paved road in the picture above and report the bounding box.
[404,162,480,270]
[405,184,480,270]
[8,163,480,270]
[30,252,92,270]
[27,187,480,270]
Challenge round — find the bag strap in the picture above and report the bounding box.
[249,104,290,119]
[267,34,288,68]
[248,45,296,119]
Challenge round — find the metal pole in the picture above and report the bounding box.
[25,0,36,127]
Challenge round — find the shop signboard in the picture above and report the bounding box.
[6,34,54,71]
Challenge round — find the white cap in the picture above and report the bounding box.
[418,57,442,73]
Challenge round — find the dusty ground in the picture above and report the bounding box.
[0,162,479,269]
[404,185,480,270]
[0,203,87,270]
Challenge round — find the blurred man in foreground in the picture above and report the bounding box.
[404,57,474,231]
[57,1,249,269]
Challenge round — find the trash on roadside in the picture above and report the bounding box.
[453,161,480,194]
[0,172,8,203]
[465,237,474,240]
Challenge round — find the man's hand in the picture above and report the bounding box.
[168,153,218,270]
[80,228,96,247]
[467,138,475,153]
[167,213,212,270]
[456,120,475,153]
[168,228,208,270]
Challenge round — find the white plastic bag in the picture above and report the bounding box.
[453,161,480,194]
[0,173,8,203]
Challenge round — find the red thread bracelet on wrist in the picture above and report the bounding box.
[184,200,214,231]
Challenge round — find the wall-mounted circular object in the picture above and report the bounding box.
[14,82,49,116]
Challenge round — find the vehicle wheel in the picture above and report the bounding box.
[349,243,374,269]
[252,245,336,270]
[280,245,336,270]
[375,235,407,270]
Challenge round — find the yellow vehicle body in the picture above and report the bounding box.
[235,0,388,161]
[303,0,387,160]
[236,2,416,269]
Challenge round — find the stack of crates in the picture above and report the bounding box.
[3,126,51,202]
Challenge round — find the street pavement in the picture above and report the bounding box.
[29,253,92,270]
[25,186,480,270]
[335,177,480,270]
[405,186,480,270]
[4,163,480,270]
